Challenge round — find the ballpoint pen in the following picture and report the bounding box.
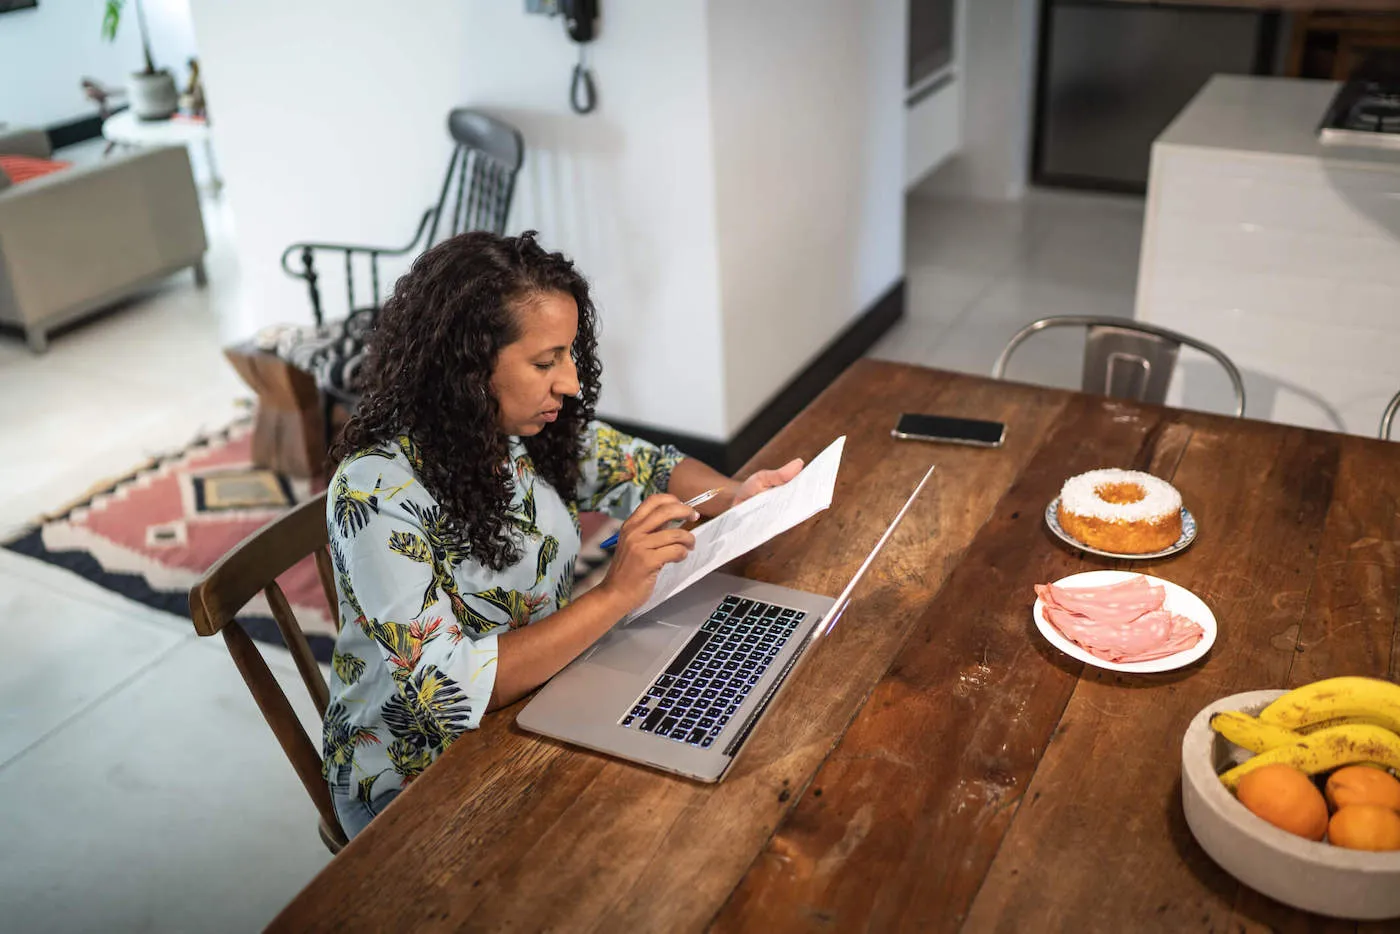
[598,488,723,550]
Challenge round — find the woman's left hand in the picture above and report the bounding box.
[731,458,803,508]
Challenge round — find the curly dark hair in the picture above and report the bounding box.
[330,230,602,571]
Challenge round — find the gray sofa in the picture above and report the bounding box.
[0,127,207,351]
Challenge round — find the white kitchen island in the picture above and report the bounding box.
[1135,75,1400,437]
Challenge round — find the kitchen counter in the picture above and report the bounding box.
[1158,75,1400,165]
[1135,75,1400,437]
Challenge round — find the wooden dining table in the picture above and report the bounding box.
[271,360,1400,932]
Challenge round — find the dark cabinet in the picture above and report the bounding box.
[909,0,956,91]
[1033,0,1272,191]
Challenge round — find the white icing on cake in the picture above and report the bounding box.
[1060,468,1181,523]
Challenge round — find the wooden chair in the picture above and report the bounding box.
[188,491,347,854]
[992,315,1246,418]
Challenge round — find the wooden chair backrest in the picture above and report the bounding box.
[188,490,347,851]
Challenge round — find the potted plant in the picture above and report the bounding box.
[101,0,177,121]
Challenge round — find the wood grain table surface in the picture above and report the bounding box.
[271,361,1400,933]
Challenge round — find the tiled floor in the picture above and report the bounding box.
[0,193,333,933]
[869,188,1146,388]
[2,183,1146,932]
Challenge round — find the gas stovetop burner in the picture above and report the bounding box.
[1320,74,1400,150]
[1343,84,1400,133]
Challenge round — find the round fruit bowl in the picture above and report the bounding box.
[1182,690,1400,920]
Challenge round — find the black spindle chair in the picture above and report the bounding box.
[281,109,525,325]
[276,109,525,431]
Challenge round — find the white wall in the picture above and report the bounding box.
[706,0,905,432]
[923,0,1038,201]
[189,0,728,437]
[0,0,197,130]
[459,1,727,439]
[189,0,477,340]
[142,0,199,79]
[189,1,906,443]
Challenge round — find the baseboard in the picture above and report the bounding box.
[606,278,905,475]
[48,107,125,151]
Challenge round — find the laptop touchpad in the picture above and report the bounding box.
[585,617,685,676]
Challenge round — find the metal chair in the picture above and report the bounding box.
[188,491,347,855]
[991,315,1246,418]
[1381,390,1400,440]
[279,108,526,327]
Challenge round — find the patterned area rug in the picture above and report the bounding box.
[3,420,339,657]
[3,420,619,662]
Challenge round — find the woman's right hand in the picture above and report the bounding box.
[597,494,698,614]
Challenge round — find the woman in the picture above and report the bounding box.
[322,231,801,836]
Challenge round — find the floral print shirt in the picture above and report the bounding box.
[322,421,684,820]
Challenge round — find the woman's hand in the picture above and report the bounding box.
[731,458,803,508]
[597,494,698,614]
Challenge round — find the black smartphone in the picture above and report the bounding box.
[892,413,1006,448]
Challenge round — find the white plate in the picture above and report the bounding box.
[1032,570,1217,674]
[1045,496,1197,560]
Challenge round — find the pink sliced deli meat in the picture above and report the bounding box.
[1035,577,1204,664]
[1034,576,1165,626]
[1120,612,1206,662]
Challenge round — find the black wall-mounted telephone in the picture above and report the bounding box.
[562,0,597,43]
[526,0,600,114]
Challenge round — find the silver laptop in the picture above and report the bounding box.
[517,465,934,782]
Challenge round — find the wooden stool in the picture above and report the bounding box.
[223,343,327,480]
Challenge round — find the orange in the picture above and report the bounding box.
[1235,763,1329,841]
[1325,766,1400,814]
[1327,804,1400,851]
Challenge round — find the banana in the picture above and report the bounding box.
[1297,715,1379,734]
[1210,711,1303,753]
[1219,723,1400,791]
[1258,677,1400,735]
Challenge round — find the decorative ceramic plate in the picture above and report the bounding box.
[1033,570,1217,674]
[1044,497,1197,560]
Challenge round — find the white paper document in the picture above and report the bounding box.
[628,435,846,620]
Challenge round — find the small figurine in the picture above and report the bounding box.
[180,56,207,120]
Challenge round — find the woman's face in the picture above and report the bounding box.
[490,290,582,437]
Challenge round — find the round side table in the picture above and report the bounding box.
[101,110,223,194]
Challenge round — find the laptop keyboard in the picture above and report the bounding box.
[619,594,806,749]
